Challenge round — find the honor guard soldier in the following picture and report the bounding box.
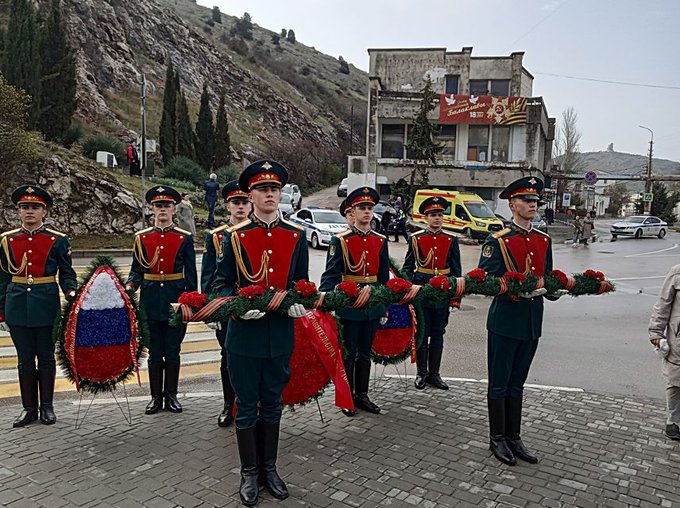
[213,160,309,506]
[477,177,566,466]
[339,198,355,228]
[320,187,389,417]
[403,196,462,390]
[201,180,251,428]
[126,186,197,415]
[0,185,77,427]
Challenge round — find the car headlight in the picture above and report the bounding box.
[475,221,485,227]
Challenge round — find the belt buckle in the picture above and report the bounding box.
[27,276,34,285]
[159,274,166,282]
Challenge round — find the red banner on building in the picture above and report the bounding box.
[439,94,528,125]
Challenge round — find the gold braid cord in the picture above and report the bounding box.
[0,236,27,276]
[496,237,519,274]
[339,237,366,273]
[212,233,223,259]
[133,235,160,270]
[412,235,434,268]
[230,232,269,285]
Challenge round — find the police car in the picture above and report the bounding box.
[610,215,667,239]
[288,207,347,249]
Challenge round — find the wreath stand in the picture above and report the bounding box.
[74,382,134,430]
[372,360,410,392]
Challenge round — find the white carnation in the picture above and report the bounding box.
[81,273,125,310]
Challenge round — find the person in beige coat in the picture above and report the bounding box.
[648,264,680,440]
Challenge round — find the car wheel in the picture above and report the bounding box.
[635,228,643,239]
[371,218,379,231]
[311,233,319,249]
[659,229,666,239]
[611,234,617,240]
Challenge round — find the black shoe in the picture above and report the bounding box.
[664,423,680,441]
[39,405,56,425]
[164,394,183,413]
[354,395,381,414]
[145,396,164,415]
[236,426,259,506]
[490,436,517,466]
[164,363,183,413]
[258,421,289,500]
[145,364,163,415]
[13,408,38,428]
[507,437,538,463]
[14,371,39,428]
[414,373,427,390]
[427,347,448,390]
[341,408,355,417]
[218,401,234,427]
[427,373,449,390]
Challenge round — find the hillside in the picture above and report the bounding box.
[578,150,680,177]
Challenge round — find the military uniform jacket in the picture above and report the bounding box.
[213,216,309,359]
[402,229,462,310]
[0,226,77,327]
[201,225,229,294]
[319,227,390,321]
[478,223,553,341]
[126,225,197,322]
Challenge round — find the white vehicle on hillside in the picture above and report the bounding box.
[288,208,347,249]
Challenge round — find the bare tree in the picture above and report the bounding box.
[553,107,583,209]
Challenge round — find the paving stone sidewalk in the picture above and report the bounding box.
[1,378,679,508]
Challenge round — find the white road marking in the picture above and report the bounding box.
[625,244,678,258]
[610,276,666,281]
[383,374,584,392]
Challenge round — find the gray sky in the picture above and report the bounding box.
[204,0,680,162]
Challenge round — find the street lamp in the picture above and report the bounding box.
[639,125,654,214]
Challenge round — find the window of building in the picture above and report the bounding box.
[436,124,456,159]
[445,75,459,94]
[467,125,489,162]
[491,126,510,162]
[490,80,510,96]
[469,79,488,95]
[380,124,406,159]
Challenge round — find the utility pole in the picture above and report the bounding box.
[349,104,354,156]
[140,74,147,225]
[639,125,654,214]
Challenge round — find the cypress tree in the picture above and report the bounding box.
[194,83,215,170]
[175,91,195,160]
[158,61,177,164]
[38,0,76,141]
[213,90,231,169]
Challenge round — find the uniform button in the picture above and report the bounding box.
[268,250,273,254]
[530,252,534,255]
[367,262,370,266]
[293,233,298,238]
[363,238,367,242]
[269,268,274,272]
[51,237,55,240]
[526,238,530,241]
[27,250,32,253]
[28,238,32,241]
[26,288,32,292]
[434,257,438,260]
[531,266,535,271]
[160,271,164,274]
[160,246,164,250]
[241,233,245,238]
[142,235,146,239]
[270,286,275,290]
[434,246,437,250]
[267,233,272,237]
[504,239,509,243]
[28,262,32,266]
[161,235,165,238]
[160,283,164,287]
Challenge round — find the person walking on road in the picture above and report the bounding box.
[176,193,197,237]
[204,173,220,228]
[581,213,594,246]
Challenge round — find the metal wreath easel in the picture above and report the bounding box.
[74,381,133,430]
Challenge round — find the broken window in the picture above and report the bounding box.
[467,125,489,162]
[436,124,456,159]
[491,126,510,162]
[381,124,406,159]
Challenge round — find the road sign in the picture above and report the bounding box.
[584,171,598,184]
[562,192,571,207]
[643,192,654,202]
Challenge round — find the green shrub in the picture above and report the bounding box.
[61,123,83,149]
[215,164,241,183]
[82,135,126,162]
[161,156,207,186]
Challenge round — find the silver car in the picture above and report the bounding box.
[610,215,668,239]
[288,208,348,249]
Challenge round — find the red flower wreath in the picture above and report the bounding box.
[337,281,360,298]
[467,268,487,282]
[386,277,412,295]
[550,269,569,287]
[584,269,605,282]
[295,279,318,298]
[178,291,207,309]
[429,275,451,291]
[238,285,265,299]
[504,271,526,284]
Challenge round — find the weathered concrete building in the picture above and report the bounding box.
[349,47,555,213]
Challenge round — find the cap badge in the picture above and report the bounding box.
[157,186,165,192]
[26,187,35,193]
[528,178,536,185]
[362,187,369,193]
[262,162,273,170]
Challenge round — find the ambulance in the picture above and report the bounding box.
[412,189,504,239]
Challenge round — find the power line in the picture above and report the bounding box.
[510,0,571,46]
[535,72,680,90]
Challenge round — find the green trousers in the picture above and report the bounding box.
[146,320,187,366]
[9,325,55,374]
[487,332,538,399]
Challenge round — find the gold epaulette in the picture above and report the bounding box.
[135,227,154,236]
[282,219,304,231]
[209,224,229,236]
[411,230,426,237]
[371,230,387,239]
[45,228,66,237]
[174,226,191,235]
[440,229,456,237]
[336,229,352,237]
[228,219,252,233]
[492,228,511,239]
[0,228,21,238]
[532,228,551,238]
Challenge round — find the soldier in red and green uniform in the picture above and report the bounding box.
[320,187,390,417]
[478,176,566,466]
[126,186,197,415]
[0,185,77,427]
[339,198,354,229]
[201,180,251,428]
[213,161,309,506]
[403,196,461,390]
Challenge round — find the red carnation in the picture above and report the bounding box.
[550,269,569,287]
[238,285,266,300]
[429,275,451,291]
[178,291,207,309]
[295,279,318,298]
[504,271,526,283]
[583,269,605,282]
[466,268,487,282]
[386,277,412,294]
[337,281,360,298]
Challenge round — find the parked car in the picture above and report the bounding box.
[610,215,667,239]
[531,213,548,233]
[337,178,348,197]
[371,201,398,233]
[278,193,295,217]
[288,208,348,249]
[282,183,302,210]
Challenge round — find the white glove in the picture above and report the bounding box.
[656,338,670,359]
[449,306,458,313]
[0,322,9,332]
[519,288,547,299]
[550,289,569,300]
[287,303,307,319]
[379,316,388,325]
[241,310,266,320]
[207,322,221,330]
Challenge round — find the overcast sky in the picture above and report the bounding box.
[203,0,680,162]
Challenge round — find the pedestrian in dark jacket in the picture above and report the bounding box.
[204,173,220,227]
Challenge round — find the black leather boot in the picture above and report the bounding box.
[13,370,38,428]
[354,360,380,414]
[427,346,449,390]
[218,367,234,427]
[258,421,289,500]
[37,367,57,425]
[164,363,183,413]
[506,396,538,463]
[236,426,259,506]
[145,364,164,415]
[341,360,355,417]
[488,397,516,466]
[414,346,428,390]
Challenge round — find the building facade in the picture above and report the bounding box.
[350,47,555,213]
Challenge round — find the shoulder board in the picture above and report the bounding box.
[173,226,192,235]
[0,228,21,238]
[135,227,154,236]
[228,219,252,233]
[45,228,66,237]
[440,229,456,237]
[281,219,304,231]
[492,228,511,239]
[209,224,229,235]
[336,229,352,238]
[411,230,426,237]
[371,231,387,239]
[532,228,551,238]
